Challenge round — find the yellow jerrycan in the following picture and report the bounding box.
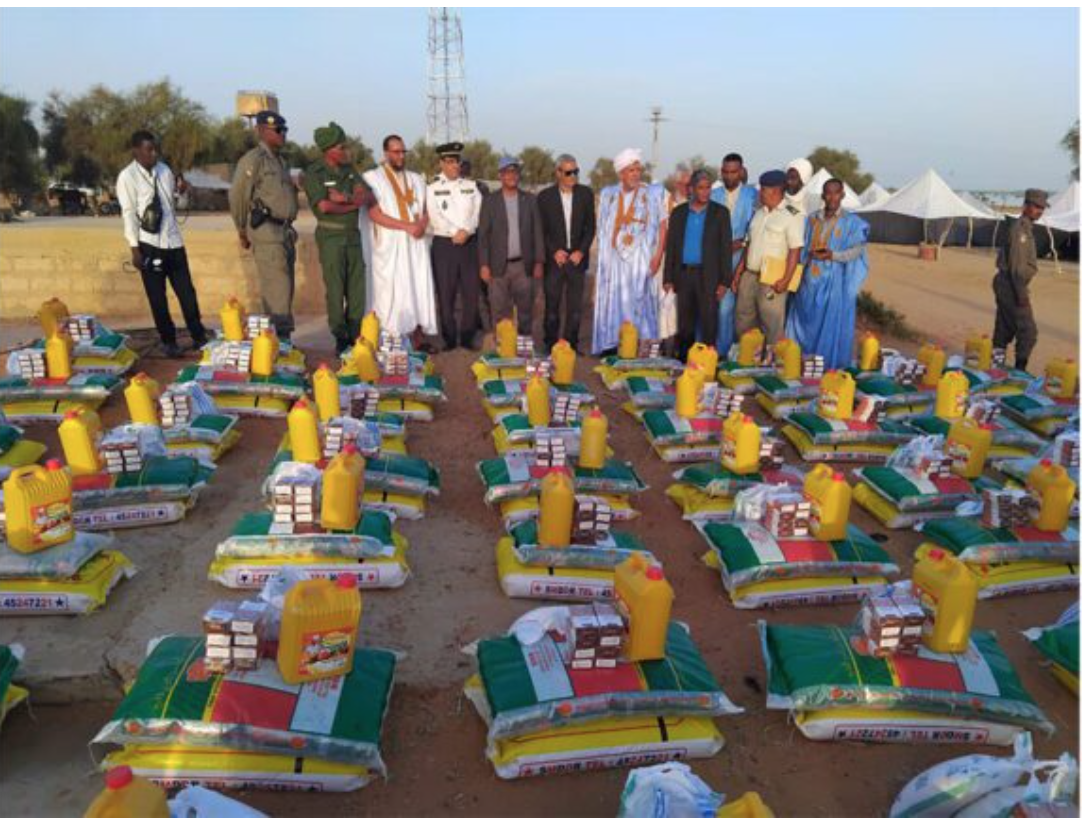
[45,331,73,380]
[288,398,322,464]
[674,367,702,419]
[687,342,719,381]
[124,373,160,426]
[84,766,170,818]
[618,320,639,360]
[352,340,381,383]
[360,312,381,349]
[722,412,761,475]
[321,444,365,531]
[1045,357,1078,400]
[277,574,362,685]
[538,467,574,548]
[913,547,978,654]
[818,370,855,420]
[3,460,74,553]
[579,408,608,470]
[250,328,279,377]
[59,407,103,476]
[37,297,70,338]
[917,343,946,387]
[945,418,992,479]
[220,297,246,342]
[965,333,993,371]
[804,464,852,542]
[496,318,517,359]
[774,338,802,381]
[526,374,552,427]
[737,328,764,366]
[1027,459,1076,533]
[614,553,674,662]
[858,332,881,371]
[312,364,342,422]
[550,339,577,384]
[716,792,774,818]
[935,370,969,419]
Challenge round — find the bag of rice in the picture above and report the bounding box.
[506,519,651,569]
[0,549,135,615]
[1023,604,1079,694]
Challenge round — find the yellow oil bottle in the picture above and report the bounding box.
[614,553,673,662]
[526,374,552,427]
[496,318,517,359]
[818,370,855,420]
[737,328,764,366]
[1045,357,1078,399]
[1027,459,1076,533]
[859,333,881,371]
[59,407,103,476]
[913,547,978,654]
[716,792,774,818]
[288,399,322,464]
[674,367,702,419]
[687,342,719,380]
[37,297,70,338]
[352,340,381,383]
[965,333,993,371]
[935,370,969,419]
[804,464,852,542]
[774,338,802,380]
[124,373,160,426]
[945,418,992,479]
[618,321,639,360]
[579,408,608,470]
[722,412,761,475]
[360,312,381,349]
[250,329,279,377]
[551,339,577,384]
[321,444,365,531]
[538,467,574,547]
[277,575,362,685]
[220,297,246,342]
[917,343,946,387]
[45,331,73,380]
[312,364,342,422]
[84,766,170,818]
[3,460,74,553]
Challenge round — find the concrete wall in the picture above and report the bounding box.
[0,220,326,324]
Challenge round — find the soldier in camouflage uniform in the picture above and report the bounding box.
[993,188,1047,372]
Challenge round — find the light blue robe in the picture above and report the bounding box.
[710,184,759,355]
[786,209,869,369]
[592,183,667,354]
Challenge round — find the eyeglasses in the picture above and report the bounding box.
[560,168,580,177]
[270,126,288,135]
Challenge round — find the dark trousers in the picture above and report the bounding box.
[431,235,480,348]
[675,266,718,362]
[992,272,1038,370]
[543,260,586,350]
[138,243,206,346]
[315,227,365,345]
[489,260,534,335]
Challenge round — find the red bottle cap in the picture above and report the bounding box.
[134,372,149,381]
[293,399,308,410]
[645,566,664,581]
[105,766,134,790]
[337,573,358,589]
[64,409,79,420]
[1040,458,1052,467]
[927,548,945,561]
[44,459,63,471]
[589,408,604,419]
[832,472,845,482]
[342,443,359,455]
[318,362,330,371]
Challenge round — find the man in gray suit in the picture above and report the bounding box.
[478,156,545,335]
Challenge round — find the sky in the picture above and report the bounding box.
[1,7,1078,191]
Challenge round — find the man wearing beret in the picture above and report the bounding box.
[304,122,372,355]
[229,110,299,339]
[993,188,1047,372]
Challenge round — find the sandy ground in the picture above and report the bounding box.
[0,243,1078,818]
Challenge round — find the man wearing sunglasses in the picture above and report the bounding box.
[229,109,299,339]
[537,154,596,354]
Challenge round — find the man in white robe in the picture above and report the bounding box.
[360,135,439,343]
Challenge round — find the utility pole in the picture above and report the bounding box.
[426,8,469,145]
[647,105,668,176]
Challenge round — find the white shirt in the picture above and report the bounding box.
[746,203,805,273]
[425,173,482,238]
[559,188,574,247]
[116,160,184,249]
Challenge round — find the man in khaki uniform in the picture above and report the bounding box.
[229,110,299,339]
[993,188,1047,372]
[734,169,805,344]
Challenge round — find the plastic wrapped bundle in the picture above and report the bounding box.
[754,374,822,419]
[27,321,138,375]
[595,354,685,390]
[1024,604,1079,694]
[172,365,306,417]
[0,373,121,422]
[782,411,916,464]
[852,465,997,529]
[905,414,1046,458]
[666,464,805,523]
[998,393,1077,438]
[477,455,646,506]
[0,547,134,615]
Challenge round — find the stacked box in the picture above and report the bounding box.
[567,603,626,670]
[759,437,784,470]
[965,399,999,426]
[159,389,194,427]
[893,359,927,387]
[202,600,267,674]
[323,418,379,459]
[571,496,613,544]
[636,340,661,360]
[245,314,273,340]
[100,430,143,474]
[859,590,924,657]
[981,489,1036,530]
[1051,432,1080,469]
[525,359,553,380]
[377,330,407,353]
[552,393,582,426]
[272,473,319,528]
[13,349,47,380]
[64,314,97,342]
[914,451,953,479]
[516,336,535,359]
[534,431,568,469]
[802,355,825,380]
[347,386,381,419]
[377,333,410,376]
[763,493,812,538]
[852,396,885,424]
[211,341,253,373]
[708,387,746,418]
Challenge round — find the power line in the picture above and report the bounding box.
[646,105,669,172]
[426,8,469,145]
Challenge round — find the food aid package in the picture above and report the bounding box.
[618,761,723,818]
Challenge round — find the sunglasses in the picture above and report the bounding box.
[561,168,580,177]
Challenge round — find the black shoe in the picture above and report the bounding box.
[190,335,208,350]
[335,338,352,357]
[163,342,183,359]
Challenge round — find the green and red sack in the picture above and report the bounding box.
[642,410,727,447]
[905,415,1046,457]
[338,371,446,404]
[506,518,650,569]
[477,455,646,505]
[918,517,1078,565]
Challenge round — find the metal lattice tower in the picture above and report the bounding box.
[426,8,469,145]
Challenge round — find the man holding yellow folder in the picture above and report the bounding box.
[733,169,805,344]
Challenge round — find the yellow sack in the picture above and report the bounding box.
[1,398,108,422]
[212,394,292,418]
[595,365,672,391]
[793,707,1024,747]
[165,428,242,463]
[0,439,47,471]
[73,347,138,375]
[653,443,722,464]
[496,536,613,601]
[0,549,134,615]
[782,425,896,463]
[2,684,28,727]
[666,484,735,521]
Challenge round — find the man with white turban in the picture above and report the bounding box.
[785,157,813,215]
[591,148,669,354]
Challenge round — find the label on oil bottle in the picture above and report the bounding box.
[31,500,73,546]
[298,626,353,677]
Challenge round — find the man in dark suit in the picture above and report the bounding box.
[664,169,733,361]
[537,154,596,353]
[478,156,545,336]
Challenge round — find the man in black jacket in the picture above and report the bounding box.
[663,170,733,361]
[537,154,596,353]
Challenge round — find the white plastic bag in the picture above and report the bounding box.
[886,435,945,472]
[954,753,1078,818]
[168,786,267,818]
[733,483,796,523]
[618,761,722,817]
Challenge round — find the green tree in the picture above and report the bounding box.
[806,146,874,193]
[519,145,555,186]
[406,138,439,179]
[345,135,375,172]
[0,93,43,196]
[1062,119,1079,180]
[462,139,498,180]
[680,154,716,184]
[590,157,618,191]
[200,117,255,165]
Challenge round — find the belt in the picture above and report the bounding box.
[507,256,523,263]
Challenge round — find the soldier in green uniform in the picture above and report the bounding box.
[229,110,299,339]
[993,188,1047,372]
[304,122,372,355]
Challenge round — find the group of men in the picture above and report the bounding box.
[115,111,1048,372]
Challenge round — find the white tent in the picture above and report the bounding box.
[1039,180,1079,233]
[958,191,1001,220]
[801,168,863,214]
[856,168,992,221]
[860,181,891,207]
